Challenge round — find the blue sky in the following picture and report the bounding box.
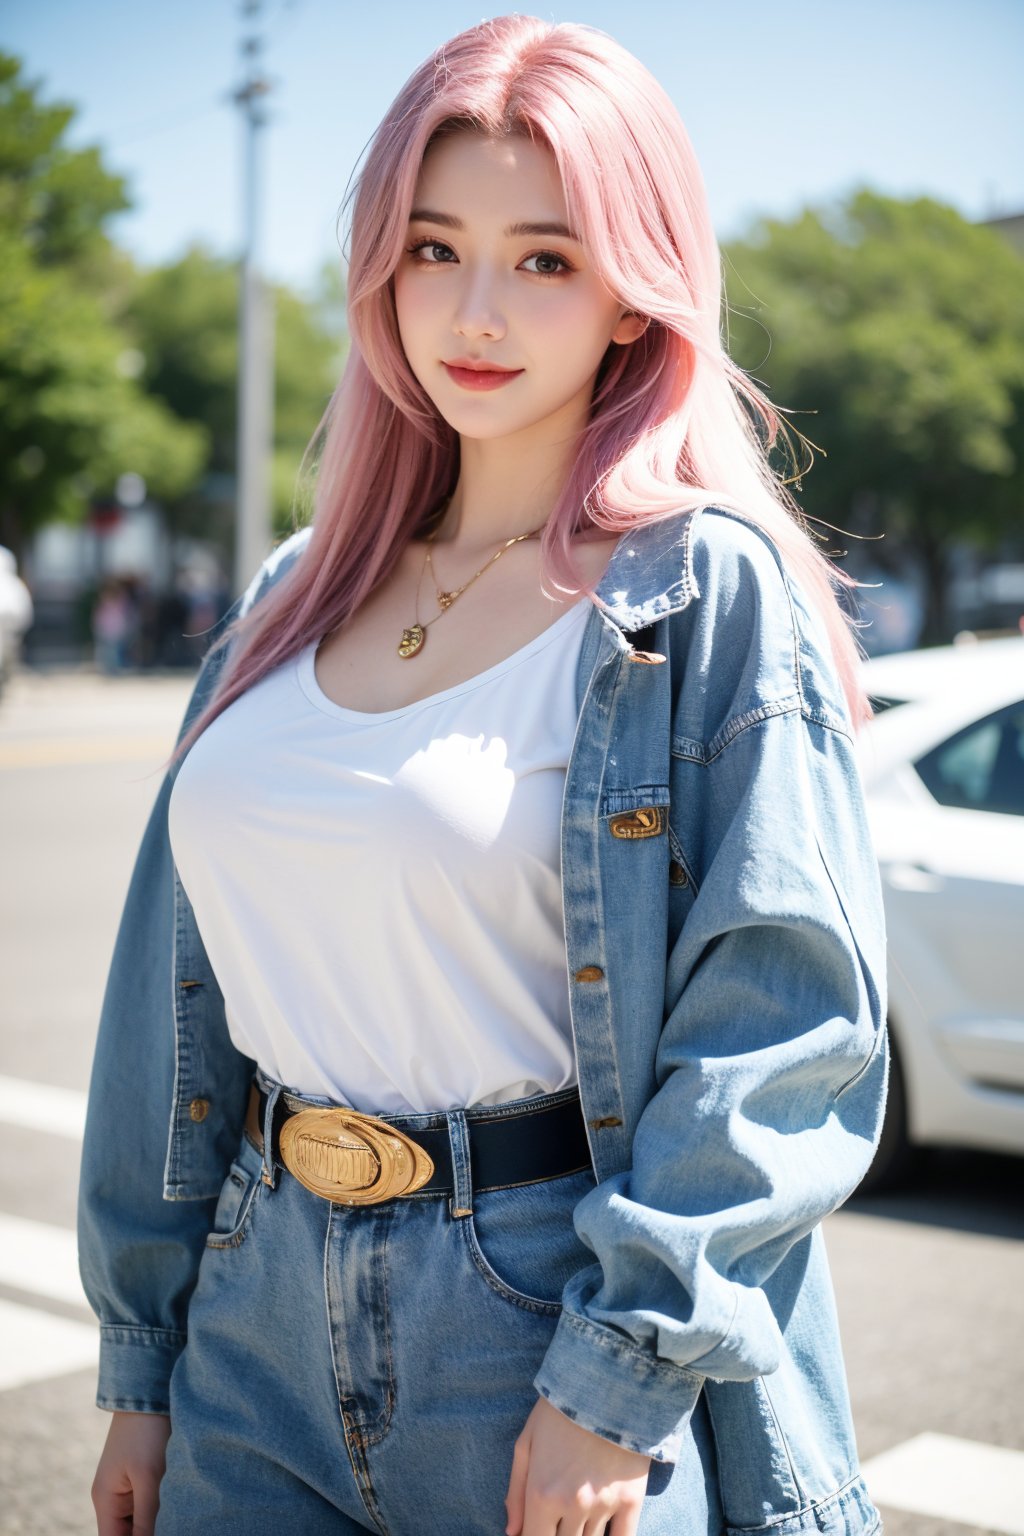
[4,0,1023,298]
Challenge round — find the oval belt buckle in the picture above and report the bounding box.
[279,1107,435,1204]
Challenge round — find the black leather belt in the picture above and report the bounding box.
[245,1080,593,1204]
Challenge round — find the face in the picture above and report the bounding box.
[392,130,644,447]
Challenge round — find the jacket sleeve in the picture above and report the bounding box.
[77,561,277,1414]
[533,527,889,1462]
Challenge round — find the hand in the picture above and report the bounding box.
[505,1394,652,1535]
[92,1410,171,1536]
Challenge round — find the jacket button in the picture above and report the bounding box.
[574,965,604,983]
[669,860,689,887]
[189,1098,210,1123]
[589,1115,624,1130]
[628,650,667,665]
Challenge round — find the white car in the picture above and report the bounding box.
[855,635,1024,1189]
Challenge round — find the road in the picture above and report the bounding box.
[1,667,1021,1535]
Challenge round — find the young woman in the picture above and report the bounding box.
[81,15,888,1536]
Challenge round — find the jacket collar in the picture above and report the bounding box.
[591,508,699,635]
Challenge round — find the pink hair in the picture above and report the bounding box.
[172,13,869,766]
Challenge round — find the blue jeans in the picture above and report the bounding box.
[156,1077,724,1534]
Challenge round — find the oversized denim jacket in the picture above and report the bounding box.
[78,504,888,1536]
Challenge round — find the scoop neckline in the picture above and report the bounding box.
[295,596,592,724]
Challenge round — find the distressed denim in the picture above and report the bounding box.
[79,505,888,1535]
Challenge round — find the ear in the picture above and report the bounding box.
[611,309,650,346]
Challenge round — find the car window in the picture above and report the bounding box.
[915,700,1024,816]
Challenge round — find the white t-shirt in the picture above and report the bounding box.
[167,597,592,1114]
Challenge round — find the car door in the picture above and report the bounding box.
[880,699,1024,1093]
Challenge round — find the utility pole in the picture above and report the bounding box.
[232,0,275,600]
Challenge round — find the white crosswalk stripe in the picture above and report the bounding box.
[862,1432,1024,1533]
[0,1211,89,1308]
[0,1079,98,1391]
[0,1073,87,1140]
[0,1299,98,1392]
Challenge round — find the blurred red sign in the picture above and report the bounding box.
[89,504,123,534]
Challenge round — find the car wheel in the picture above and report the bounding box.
[855,1025,917,1194]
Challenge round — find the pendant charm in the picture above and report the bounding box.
[398,624,425,659]
[437,591,456,610]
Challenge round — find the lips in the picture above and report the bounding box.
[442,359,524,392]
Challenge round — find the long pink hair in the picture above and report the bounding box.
[172,13,869,766]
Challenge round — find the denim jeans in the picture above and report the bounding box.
[155,1076,724,1535]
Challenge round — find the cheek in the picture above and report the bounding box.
[535,292,621,373]
[393,275,432,355]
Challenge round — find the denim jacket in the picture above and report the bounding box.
[78,504,887,1536]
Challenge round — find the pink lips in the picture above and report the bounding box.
[442,359,524,392]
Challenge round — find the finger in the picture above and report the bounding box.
[520,1484,564,1536]
[130,1471,162,1536]
[608,1498,644,1536]
[505,1435,529,1536]
[93,1484,133,1536]
[583,1518,612,1536]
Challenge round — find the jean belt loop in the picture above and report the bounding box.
[447,1109,474,1220]
[260,1079,284,1189]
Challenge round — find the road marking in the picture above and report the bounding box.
[0,1298,98,1392]
[863,1432,1024,1534]
[0,1211,98,1393]
[0,1212,89,1308]
[0,1075,87,1140]
[0,735,172,769]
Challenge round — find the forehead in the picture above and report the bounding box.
[413,130,568,219]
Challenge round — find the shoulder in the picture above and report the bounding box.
[238,526,314,618]
[684,505,791,602]
[657,505,851,742]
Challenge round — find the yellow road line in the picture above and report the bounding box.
[0,735,175,769]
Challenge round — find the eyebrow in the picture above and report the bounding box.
[408,208,581,241]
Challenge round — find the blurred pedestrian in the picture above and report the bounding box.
[0,545,34,696]
[91,577,136,675]
[81,16,889,1536]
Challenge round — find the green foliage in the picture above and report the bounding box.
[122,246,345,539]
[0,49,347,567]
[0,52,129,272]
[723,189,1024,635]
[0,53,208,556]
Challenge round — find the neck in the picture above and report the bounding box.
[434,404,584,553]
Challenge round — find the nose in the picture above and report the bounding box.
[452,263,507,342]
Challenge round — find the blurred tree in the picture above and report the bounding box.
[724,190,1024,641]
[121,248,345,552]
[0,53,206,562]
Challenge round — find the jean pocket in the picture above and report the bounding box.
[460,1166,598,1315]
[205,1134,264,1251]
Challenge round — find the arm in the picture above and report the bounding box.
[76,606,243,1413]
[77,541,299,1413]
[534,524,888,1462]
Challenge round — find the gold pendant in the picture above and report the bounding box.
[437,591,456,610]
[398,624,425,659]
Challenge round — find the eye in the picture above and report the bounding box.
[406,237,457,265]
[520,250,574,278]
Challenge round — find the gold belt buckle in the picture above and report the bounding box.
[278,1106,435,1205]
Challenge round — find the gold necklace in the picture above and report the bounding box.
[398,515,547,659]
